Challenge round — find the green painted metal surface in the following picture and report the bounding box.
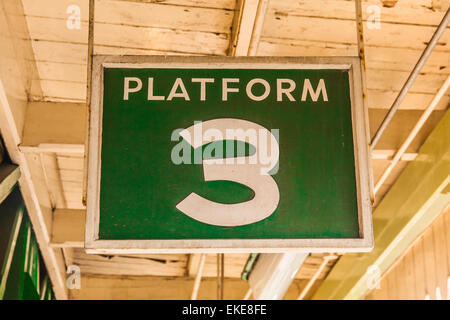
[0,187,52,300]
[40,276,54,300]
[2,214,29,300]
[97,65,361,240]
[0,187,24,300]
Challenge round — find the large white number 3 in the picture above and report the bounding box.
[176,118,280,227]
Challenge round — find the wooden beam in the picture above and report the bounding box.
[228,0,269,56]
[19,144,85,154]
[71,249,188,277]
[268,0,447,26]
[0,0,67,299]
[371,150,417,161]
[313,108,450,300]
[51,209,85,248]
[22,101,85,146]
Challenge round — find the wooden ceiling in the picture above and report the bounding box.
[21,0,449,105]
[12,0,450,299]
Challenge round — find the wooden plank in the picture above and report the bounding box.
[366,60,449,76]
[63,191,83,201]
[201,254,248,278]
[70,275,290,300]
[72,257,186,277]
[372,150,417,161]
[35,39,450,74]
[114,0,236,10]
[386,270,397,299]
[412,239,427,299]
[269,0,449,26]
[394,263,407,299]
[261,14,450,51]
[0,0,43,101]
[365,275,387,300]
[56,155,84,171]
[61,181,83,193]
[25,16,229,55]
[65,201,85,210]
[378,276,389,300]
[423,227,437,299]
[59,169,83,183]
[22,153,53,223]
[35,62,86,83]
[22,102,85,146]
[31,40,195,65]
[40,153,67,208]
[229,0,268,56]
[22,0,233,34]
[23,0,233,40]
[367,89,449,111]
[370,206,450,300]
[71,249,188,277]
[124,0,236,10]
[432,214,448,299]
[63,192,84,209]
[20,144,85,155]
[366,69,447,94]
[404,251,416,300]
[22,0,236,15]
[119,253,188,261]
[51,209,85,247]
[258,38,450,72]
[36,80,87,102]
[62,247,74,266]
[444,206,450,289]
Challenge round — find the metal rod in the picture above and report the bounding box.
[354,0,366,73]
[217,254,224,300]
[370,8,450,150]
[374,75,450,194]
[297,255,337,300]
[83,0,95,206]
[247,0,270,56]
[191,254,206,300]
[354,0,375,205]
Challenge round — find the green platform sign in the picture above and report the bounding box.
[85,56,373,253]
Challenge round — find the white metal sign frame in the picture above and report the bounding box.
[85,55,373,254]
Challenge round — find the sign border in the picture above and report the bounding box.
[85,56,373,253]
